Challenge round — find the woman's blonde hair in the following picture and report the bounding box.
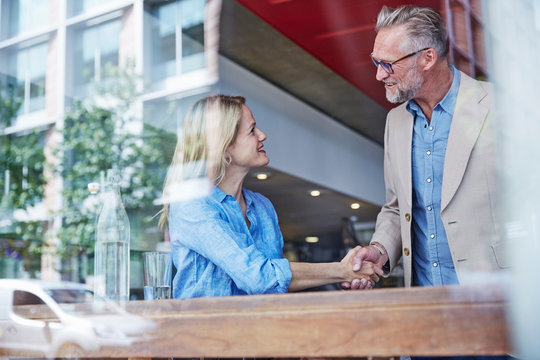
[158,94,246,230]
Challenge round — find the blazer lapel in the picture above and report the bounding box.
[441,72,489,212]
[392,105,413,209]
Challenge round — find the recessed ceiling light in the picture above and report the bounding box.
[350,202,361,209]
[255,172,269,180]
[310,190,321,197]
[305,236,319,243]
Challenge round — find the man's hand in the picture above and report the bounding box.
[341,244,388,290]
[341,246,383,289]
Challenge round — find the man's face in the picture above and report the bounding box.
[372,26,424,104]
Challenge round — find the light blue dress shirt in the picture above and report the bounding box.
[168,186,292,299]
[407,65,461,286]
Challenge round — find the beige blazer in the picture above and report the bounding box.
[371,71,510,287]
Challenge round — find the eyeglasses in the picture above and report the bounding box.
[370,48,430,74]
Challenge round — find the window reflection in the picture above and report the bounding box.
[0,0,207,292]
[148,0,205,82]
[13,290,60,321]
[143,92,206,133]
[67,0,110,18]
[6,42,47,116]
[71,20,121,99]
[181,0,205,73]
[1,0,49,40]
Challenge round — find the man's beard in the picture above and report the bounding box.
[385,66,424,104]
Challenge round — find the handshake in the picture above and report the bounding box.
[339,244,389,290]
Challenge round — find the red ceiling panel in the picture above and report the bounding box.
[236,0,445,109]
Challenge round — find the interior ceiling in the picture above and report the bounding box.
[218,0,444,244]
[244,168,381,243]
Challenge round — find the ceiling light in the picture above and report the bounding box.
[350,202,361,209]
[305,236,319,243]
[310,190,321,197]
[255,172,269,180]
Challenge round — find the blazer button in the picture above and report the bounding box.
[404,248,410,256]
[405,213,411,222]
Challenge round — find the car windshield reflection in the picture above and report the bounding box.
[44,288,122,316]
[1,279,157,359]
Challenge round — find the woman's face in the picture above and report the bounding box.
[226,105,269,171]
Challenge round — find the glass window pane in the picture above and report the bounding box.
[71,20,120,98]
[6,0,49,39]
[99,21,121,70]
[143,93,205,133]
[148,0,205,81]
[67,0,109,17]
[13,290,59,321]
[181,0,205,73]
[6,42,47,115]
[28,44,47,112]
[150,1,179,81]
[8,52,26,116]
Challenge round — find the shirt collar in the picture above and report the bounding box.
[210,185,253,208]
[406,65,461,117]
[437,65,460,115]
[210,185,229,203]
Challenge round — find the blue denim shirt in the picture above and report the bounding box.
[168,186,292,299]
[407,65,461,286]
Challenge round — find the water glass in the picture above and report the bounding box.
[142,251,172,300]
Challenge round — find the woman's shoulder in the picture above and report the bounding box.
[169,194,221,220]
[243,188,278,217]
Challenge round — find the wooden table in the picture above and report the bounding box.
[2,285,512,358]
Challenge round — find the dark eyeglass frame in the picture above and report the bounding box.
[370,47,430,74]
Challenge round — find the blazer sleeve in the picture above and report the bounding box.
[370,112,405,274]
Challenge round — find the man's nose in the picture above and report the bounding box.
[375,64,389,81]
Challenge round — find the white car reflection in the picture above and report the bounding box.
[0,279,156,358]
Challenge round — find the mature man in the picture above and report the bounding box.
[349,5,509,293]
[346,5,511,359]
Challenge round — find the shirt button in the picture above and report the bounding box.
[426,150,431,155]
[427,178,432,183]
[430,234,435,239]
[427,206,432,211]
[433,262,438,267]
[429,126,434,131]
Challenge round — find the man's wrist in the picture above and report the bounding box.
[369,242,390,272]
[369,242,386,255]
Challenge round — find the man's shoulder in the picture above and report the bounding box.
[385,102,410,126]
[389,102,409,113]
[458,70,493,101]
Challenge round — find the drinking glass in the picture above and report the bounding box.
[142,251,172,300]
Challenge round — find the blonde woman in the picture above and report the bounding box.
[159,95,381,299]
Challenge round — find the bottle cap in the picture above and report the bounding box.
[88,182,100,194]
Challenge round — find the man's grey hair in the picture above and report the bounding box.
[376,5,448,59]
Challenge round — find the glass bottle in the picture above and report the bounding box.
[94,169,130,302]
[0,169,15,235]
